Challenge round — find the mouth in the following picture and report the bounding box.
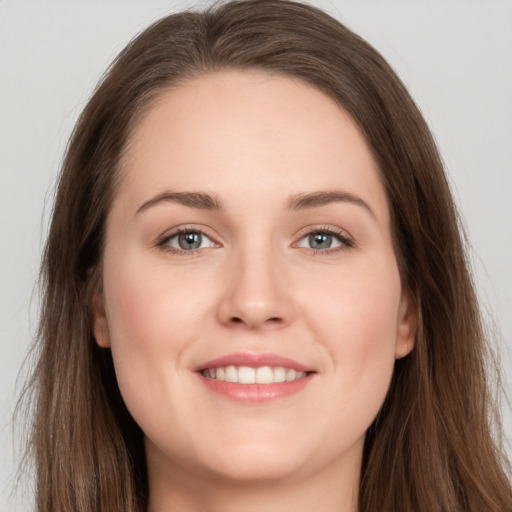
[195,352,316,402]
[201,365,309,384]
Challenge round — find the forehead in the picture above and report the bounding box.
[116,70,388,221]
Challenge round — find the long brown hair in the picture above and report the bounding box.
[22,1,511,510]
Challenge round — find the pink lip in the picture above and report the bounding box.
[195,352,313,373]
[194,352,315,403]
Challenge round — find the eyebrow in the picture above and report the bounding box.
[136,191,223,215]
[135,189,375,218]
[287,190,375,218]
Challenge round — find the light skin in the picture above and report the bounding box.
[93,71,416,512]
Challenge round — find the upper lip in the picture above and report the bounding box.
[195,352,315,373]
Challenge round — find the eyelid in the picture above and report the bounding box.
[292,225,355,253]
[156,225,221,254]
[154,223,354,256]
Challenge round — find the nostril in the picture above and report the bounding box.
[228,316,283,327]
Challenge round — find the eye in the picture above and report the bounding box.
[296,228,354,252]
[161,229,216,252]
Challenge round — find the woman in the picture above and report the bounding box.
[22,0,511,510]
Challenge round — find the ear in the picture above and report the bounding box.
[395,287,417,359]
[91,287,110,348]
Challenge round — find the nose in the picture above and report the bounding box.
[216,247,294,330]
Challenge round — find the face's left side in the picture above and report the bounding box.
[92,70,416,491]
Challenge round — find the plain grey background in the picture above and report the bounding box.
[1,1,511,510]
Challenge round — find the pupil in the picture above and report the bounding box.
[179,232,201,250]
[309,232,332,249]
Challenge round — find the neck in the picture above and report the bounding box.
[146,441,362,512]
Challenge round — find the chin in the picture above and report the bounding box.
[188,432,312,484]
[203,451,305,484]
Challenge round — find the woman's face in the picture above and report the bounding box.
[93,71,415,486]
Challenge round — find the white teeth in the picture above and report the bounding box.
[274,367,286,382]
[202,365,308,384]
[256,366,274,384]
[286,369,297,382]
[225,365,237,383]
[238,366,256,384]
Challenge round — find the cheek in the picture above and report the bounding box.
[103,248,215,352]
[100,255,208,427]
[105,272,178,357]
[304,257,402,424]
[308,256,401,347]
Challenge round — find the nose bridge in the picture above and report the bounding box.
[217,234,291,329]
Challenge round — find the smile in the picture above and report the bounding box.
[201,365,308,384]
[196,353,315,402]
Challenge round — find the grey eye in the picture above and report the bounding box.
[308,232,334,249]
[166,231,214,251]
[298,231,343,250]
[178,232,202,250]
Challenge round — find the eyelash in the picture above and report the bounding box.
[294,226,355,255]
[156,225,354,256]
[156,226,217,255]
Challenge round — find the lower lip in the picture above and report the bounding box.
[198,374,313,402]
